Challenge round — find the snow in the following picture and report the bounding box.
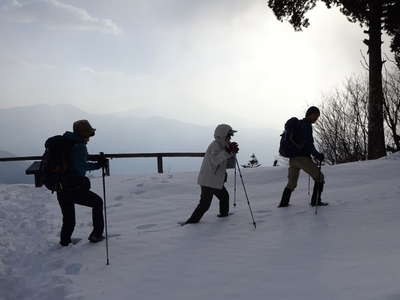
[1,156,400,300]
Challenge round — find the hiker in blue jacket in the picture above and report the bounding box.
[57,120,106,246]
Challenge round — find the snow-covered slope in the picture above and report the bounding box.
[1,155,400,300]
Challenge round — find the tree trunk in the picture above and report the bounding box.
[367,0,386,159]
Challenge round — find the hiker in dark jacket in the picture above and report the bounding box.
[57,120,106,246]
[278,106,328,208]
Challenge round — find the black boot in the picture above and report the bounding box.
[278,188,292,207]
[88,233,105,243]
[59,239,71,247]
[217,213,231,218]
[310,182,328,206]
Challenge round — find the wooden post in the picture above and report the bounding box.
[25,161,43,187]
[34,174,41,188]
[157,156,163,173]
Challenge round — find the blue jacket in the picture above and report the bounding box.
[63,131,100,177]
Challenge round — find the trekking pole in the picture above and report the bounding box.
[100,152,110,265]
[315,161,322,216]
[235,158,256,229]
[308,175,310,196]
[233,157,237,207]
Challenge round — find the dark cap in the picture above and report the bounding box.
[73,120,96,138]
[305,106,320,117]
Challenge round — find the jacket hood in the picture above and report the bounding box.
[214,124,236,143]
[63,131,85,143]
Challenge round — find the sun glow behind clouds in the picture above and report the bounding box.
[0,1,370,128]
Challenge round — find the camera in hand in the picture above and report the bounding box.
[226,142,239,154]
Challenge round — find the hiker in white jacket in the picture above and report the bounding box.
[183,124,239,224]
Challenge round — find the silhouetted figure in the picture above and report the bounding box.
[56,120,107,246]
[278,107,327,208]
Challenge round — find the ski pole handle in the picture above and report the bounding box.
[104,160,110,176]
[99,152,110,176]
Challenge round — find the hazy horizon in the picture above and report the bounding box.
[0,0,393,130]
[0,104,282,182]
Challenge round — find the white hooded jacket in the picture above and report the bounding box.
[197,124,235,189]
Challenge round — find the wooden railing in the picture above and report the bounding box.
[89,153,205,174]
[0,152,205,174]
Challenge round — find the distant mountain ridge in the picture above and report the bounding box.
[0,104,279,181]
[0,150,14,157]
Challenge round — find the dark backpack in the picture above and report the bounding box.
[40,135,76,192]
[279,117,304,158]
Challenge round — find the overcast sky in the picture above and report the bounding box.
[0,0,390,129]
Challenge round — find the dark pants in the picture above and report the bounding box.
[186,186,229,223]
[57,189,104,244]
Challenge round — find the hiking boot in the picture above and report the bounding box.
[310,201,329,207]
[60,240,71,247]
[310,181,328,206]
[278,188,292,207]
[88,234,105,243]
[217,213,231,218]
[185,220,199,224]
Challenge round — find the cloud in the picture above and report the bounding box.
[1,0,22,10]
[0,0,372,129]
[1,0,122,35]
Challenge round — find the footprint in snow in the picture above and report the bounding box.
[35,220,47,228]
[65,263,82,275]
[293,210,308,216]
[255,209,272,215]
[134,190,146,195]
[136,224,158,230]
[47,259,64,270]
[136,183,144,187]
[114,195,124,201]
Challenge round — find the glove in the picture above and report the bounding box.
[315,152,324,162]
[97,156,108,168]
[226,142,239,154]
